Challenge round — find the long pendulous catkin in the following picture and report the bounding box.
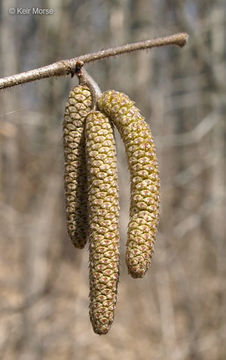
[85,110,120,335]
[98,90,160,278]
[63,85,92,248]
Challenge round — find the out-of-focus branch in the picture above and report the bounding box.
[0,33,188,90]
[156,112,218,148]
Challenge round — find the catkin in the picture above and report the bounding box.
[63,85,92,248]
[85,110,120,335]
[98,90,160,278]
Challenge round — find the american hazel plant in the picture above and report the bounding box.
[0,32,188,335]
[46,33,188,334]
[85,110,120,335]
[63,85,92,248]
[98,90,160,278]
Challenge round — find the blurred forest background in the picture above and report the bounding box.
[0,0,226,359]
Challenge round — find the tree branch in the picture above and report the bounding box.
[0,32,188,90]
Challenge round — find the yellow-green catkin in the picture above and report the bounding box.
[98,90,160,278]
[85,110,120,335]
[63,85,92,248]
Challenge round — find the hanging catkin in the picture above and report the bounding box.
[85,110,120,335]
[98,90,160,278]
[63,85,92,248]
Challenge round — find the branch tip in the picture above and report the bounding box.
[176,32,189,47]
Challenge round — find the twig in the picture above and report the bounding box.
[75,61,102,108]
[0,33,188,90]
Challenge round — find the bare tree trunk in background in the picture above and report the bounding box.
[0,0,18,240]
[18,171,61,360]
[209,8,226,359]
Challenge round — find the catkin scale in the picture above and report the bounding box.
[85,111,120,335]
[98,90,160,278]
[63,85,92,248]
